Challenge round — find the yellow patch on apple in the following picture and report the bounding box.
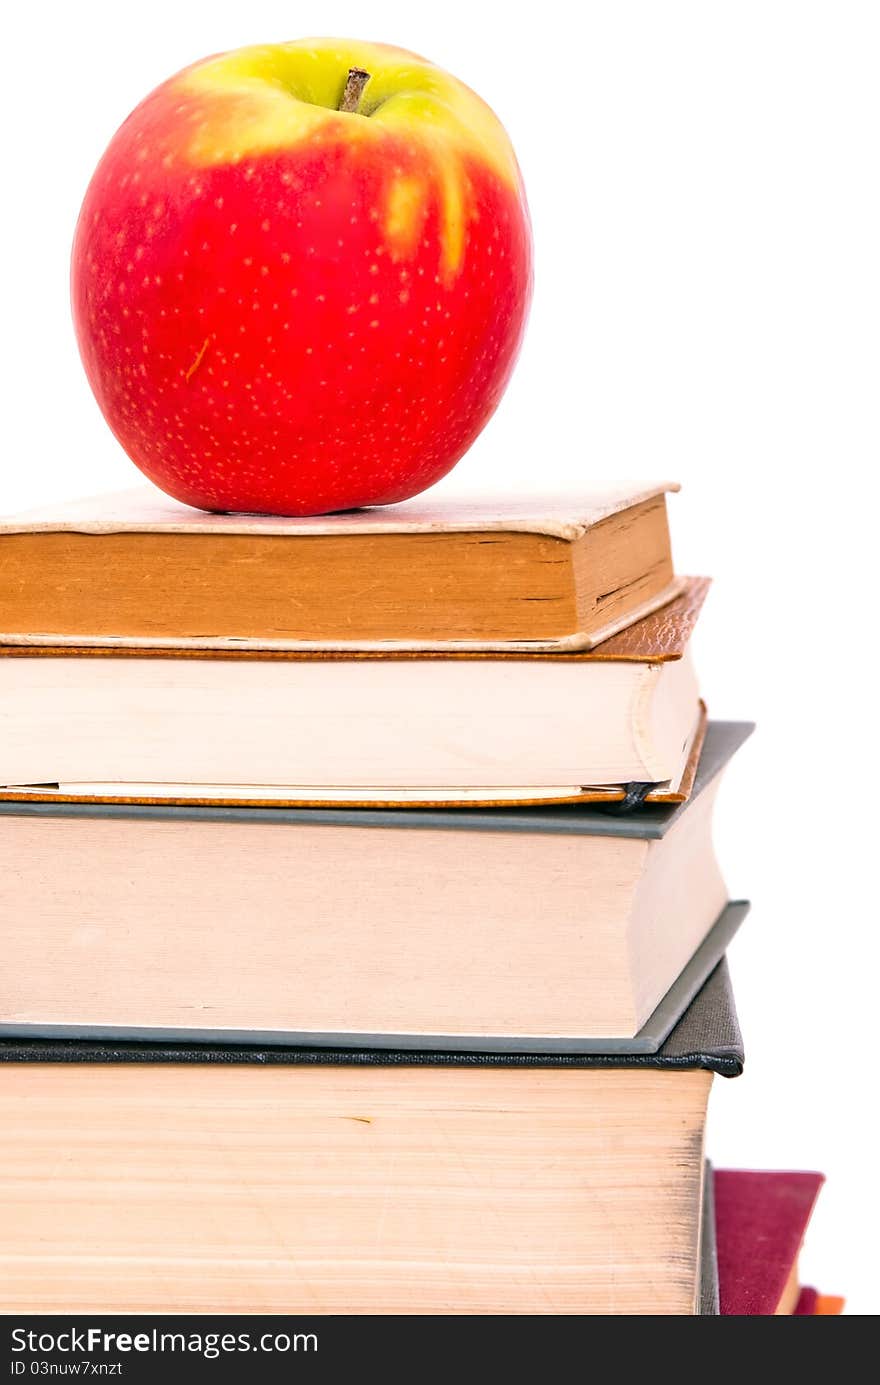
[178,38,519,279]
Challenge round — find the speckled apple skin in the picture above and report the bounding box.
[71,46,532,516]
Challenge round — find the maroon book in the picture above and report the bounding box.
[714,1169,824,1315]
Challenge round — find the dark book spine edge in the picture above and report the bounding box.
[600,782,656,814]
[0,1041,744,1076]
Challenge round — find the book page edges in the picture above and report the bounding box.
[0,901,745,1054]
[0,575,688,654]
[0,705,707,810]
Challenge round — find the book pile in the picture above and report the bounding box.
[0,482,838,1314]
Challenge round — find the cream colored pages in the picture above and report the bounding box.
[0,1066,709,1314]
[0,655,698,793]
[1,480,679,540]
[3,698,702,807]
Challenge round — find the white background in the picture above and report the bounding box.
[3,0,877,1314]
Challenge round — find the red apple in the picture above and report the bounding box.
[71,39,532,515]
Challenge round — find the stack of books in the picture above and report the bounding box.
[0,481,836,1315]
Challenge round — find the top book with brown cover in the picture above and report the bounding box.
[0,481,682,652]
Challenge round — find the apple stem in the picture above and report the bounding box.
[339,67,371,114]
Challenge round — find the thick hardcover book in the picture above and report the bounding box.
[0,482,682,652]
[0,985,736,1313]
[0,578,710,809]
[0,724,751,1050]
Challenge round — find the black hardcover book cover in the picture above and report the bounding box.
[0,959,744,1075]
